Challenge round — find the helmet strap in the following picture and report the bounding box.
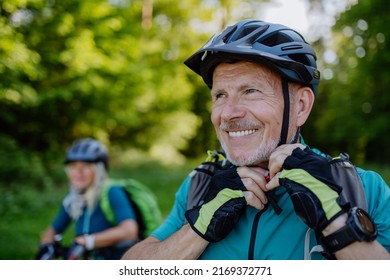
[278,78,290,146]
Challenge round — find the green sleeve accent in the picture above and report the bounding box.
[280,169,342,220]
[193,188,244,234]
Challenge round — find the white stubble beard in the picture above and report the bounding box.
[219,135,279,167]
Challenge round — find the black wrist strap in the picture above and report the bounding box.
[320,225,356,254]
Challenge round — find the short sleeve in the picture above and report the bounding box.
[107,186,137,224]
[151,176,191,241]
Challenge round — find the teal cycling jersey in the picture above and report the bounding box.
[152,154,390,260]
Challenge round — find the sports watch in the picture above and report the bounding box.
[320,207,377,256]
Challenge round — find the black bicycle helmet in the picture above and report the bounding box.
[64,138,109,170]
[184,19,320,96]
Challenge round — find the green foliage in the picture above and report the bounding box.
[0,135,68,259]
[305,0,390,164]
[0,134,66,218]
[0,0,204,160]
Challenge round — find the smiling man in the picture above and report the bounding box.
[210,62,306,168]
[122,19,390,260]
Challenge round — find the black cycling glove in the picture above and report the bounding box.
[279,147,349,232]
[185,167,247,243]
[35,243,55,260]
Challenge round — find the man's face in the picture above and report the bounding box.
[210,61,284,167]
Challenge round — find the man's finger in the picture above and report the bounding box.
[243,191,266,210]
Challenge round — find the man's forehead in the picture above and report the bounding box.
[212,61,281,85]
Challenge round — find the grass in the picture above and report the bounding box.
[0,157,388,260]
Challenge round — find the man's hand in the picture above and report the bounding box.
[185,167,247,243]
[270,146,349,231]
[237,166,269,210]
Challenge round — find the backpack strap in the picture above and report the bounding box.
[305,152,368,259]
[186,150,229,210]
[329,152,367,211]
[100,181,118,225]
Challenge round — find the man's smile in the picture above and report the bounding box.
[227,129,257,138]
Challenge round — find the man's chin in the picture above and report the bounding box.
[227,154,262,167]
[222,139,278,167]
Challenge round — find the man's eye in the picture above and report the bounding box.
[214,93,226,100]
[246,88,258,94]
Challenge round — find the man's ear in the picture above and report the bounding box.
[295,87,315,127]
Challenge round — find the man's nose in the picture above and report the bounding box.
[220,99,246,120]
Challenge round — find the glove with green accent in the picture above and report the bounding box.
[280,147,349,232]
[185,167,247,243]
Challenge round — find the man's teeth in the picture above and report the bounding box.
[228,129,256,137]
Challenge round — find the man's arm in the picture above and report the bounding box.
[267,144,390,259]
[121,223,209,259]
[323,214,390,260]
[336,240,390,259]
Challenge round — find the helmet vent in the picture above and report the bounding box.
[82,144,90,153]
[222,26,238,43]
[288,53,310,67]
[92,147,100,155]
[282,44,303,51]
[226,25,267,43]
[238,26,259,39]
[259,33,291,47]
